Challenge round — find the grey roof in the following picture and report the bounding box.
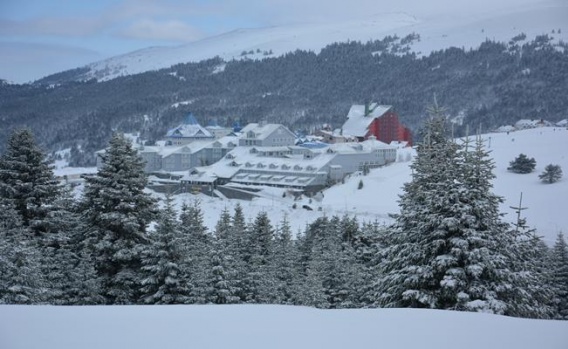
[166,121,213,139]
[240,123,294,140]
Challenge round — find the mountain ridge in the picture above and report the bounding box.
[38,3,567,83]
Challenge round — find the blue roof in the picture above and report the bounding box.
[183,113,199,125]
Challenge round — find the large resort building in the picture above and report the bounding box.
[97,108,403,195]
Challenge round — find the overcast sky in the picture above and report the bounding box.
[0,0,555,83]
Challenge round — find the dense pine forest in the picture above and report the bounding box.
[1,103,567,319]
[1,33,567,166]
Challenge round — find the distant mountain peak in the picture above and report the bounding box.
[39,4,567,83]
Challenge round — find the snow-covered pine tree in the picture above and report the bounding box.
[505,194,555,318]
[376,103,467,309]
[271,214,300,305]
[203,207,242,304]
[240,211,275,303]
[0,197,44,304]
[323,216,359,309]
[203,237,241,304]
[551,232,568,319]
[507,153,536,174]
[81,133,158,304]
[231,203,247,260]
[539,164,563,184]
[41,186,102,305]
[179,200,212,304]
[140,195,189,304]
[376,102,537,316]
[295,215,358,308]
[352,220,386,308]
[0,129,60,234]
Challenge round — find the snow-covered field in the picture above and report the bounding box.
[1,304,566,349]
[170,127,568,245]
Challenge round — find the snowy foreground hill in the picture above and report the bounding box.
[1,305,567,349]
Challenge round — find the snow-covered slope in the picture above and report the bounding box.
[56,126,567,244]
[1,305,567,349]
[161,127,567,245]
[82,1,567,81]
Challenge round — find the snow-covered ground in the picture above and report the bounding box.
[56,126,568,245]
[83,0,567,81]
[1,305,566,349]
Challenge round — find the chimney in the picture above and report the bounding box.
[364,101,370,116]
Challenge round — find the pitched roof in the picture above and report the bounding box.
[166,114,213,139]
[240,123,293,140]
[342,104,392,137]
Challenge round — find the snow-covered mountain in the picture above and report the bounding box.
[81,1,567,81]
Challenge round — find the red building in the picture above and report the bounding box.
[341,103,412,146]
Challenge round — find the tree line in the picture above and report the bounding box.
[1,112,567,319]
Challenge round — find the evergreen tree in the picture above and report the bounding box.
[271,214,300,304]
[179,200,212,304]
[41,187,101,305]
[240,211,275,303]
[0,129,60,234]
[0,197,43,304]
[205,207,242,304]
[203,238,241,304]
[508,153,536,174]
[551,232,568,319]
[296,215,358,308]
[81,133,157,304]
[353,220,385,307]
[140,196,189,304]
[376,102,538,316]
[539,164,563,184]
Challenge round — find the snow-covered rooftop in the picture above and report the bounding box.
[166,124,213,139]
[342,104,392,137]
[240,123,291,140]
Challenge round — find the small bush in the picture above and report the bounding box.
[508,153,536,174]
[539,164,563,183]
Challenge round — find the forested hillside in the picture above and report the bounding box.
[0,33,566,165]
